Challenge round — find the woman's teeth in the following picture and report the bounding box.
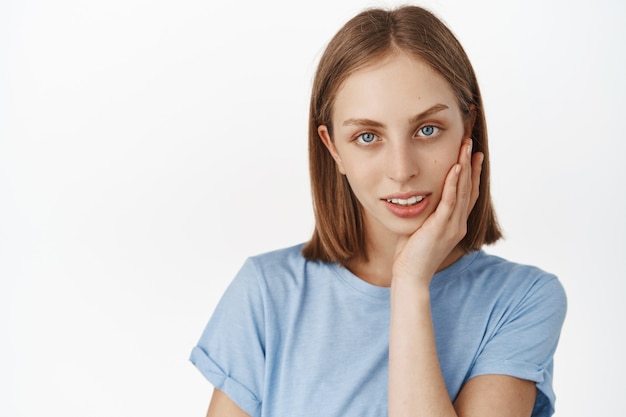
[387,196,424,206]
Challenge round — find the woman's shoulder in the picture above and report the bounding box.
[437,249,565,302]
[237,242,334,288]
[248,242,306,261]
[465,250,567,305]
[467,250,557,281]
[246,242,310,272]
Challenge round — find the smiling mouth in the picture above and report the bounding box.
[386,196,425,206]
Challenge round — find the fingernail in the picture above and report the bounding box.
[455,164,461,174]
[467,140,473,156]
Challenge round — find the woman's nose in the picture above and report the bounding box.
[385,141,418,183]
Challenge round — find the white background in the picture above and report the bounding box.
[1,0,625,416]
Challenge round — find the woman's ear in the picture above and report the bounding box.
[318,125,346,175]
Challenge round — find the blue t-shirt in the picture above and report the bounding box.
[190,244,566,417]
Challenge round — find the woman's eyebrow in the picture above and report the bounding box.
[341,104,450,128]
[408,103,450,123]
[341,118,385,128]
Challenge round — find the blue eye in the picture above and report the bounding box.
[417,125,440,137]
[356,132,377,144]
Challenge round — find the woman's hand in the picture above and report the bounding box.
[392,138,484,284]
[388,138,485,417]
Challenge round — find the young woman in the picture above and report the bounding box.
[190,6,566,417]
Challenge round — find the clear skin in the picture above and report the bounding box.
[205,53,536,416]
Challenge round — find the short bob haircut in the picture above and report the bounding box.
[302,5,502,264]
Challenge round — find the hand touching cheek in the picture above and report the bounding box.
[392,139,484,284]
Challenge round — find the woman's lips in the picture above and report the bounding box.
[382,193,431,218]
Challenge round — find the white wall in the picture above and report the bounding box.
[1,0,624,415]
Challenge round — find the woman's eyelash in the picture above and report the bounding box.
[355,132,378,144]
[416,125,441,137]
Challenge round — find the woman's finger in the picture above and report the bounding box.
[438,139,472,221]
[451,139,473,222]
[468,151,484,216]
[436,161,461,221]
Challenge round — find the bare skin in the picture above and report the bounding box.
[205,389,248,417]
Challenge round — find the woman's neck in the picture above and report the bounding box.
[346,238,397,287]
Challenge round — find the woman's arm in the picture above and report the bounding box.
[389,139,536,416]
[389,275,454,416]
[206,389,250,417]
[389,272,536,417]
[453,374,536,416]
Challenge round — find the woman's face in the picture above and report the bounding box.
[319,53,471,242]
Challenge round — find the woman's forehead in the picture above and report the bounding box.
[331,53,460,124]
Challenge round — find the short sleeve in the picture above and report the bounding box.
[469,275,567,416]
[189,258,265,417]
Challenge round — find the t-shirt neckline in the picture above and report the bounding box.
[330,250,482,300]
